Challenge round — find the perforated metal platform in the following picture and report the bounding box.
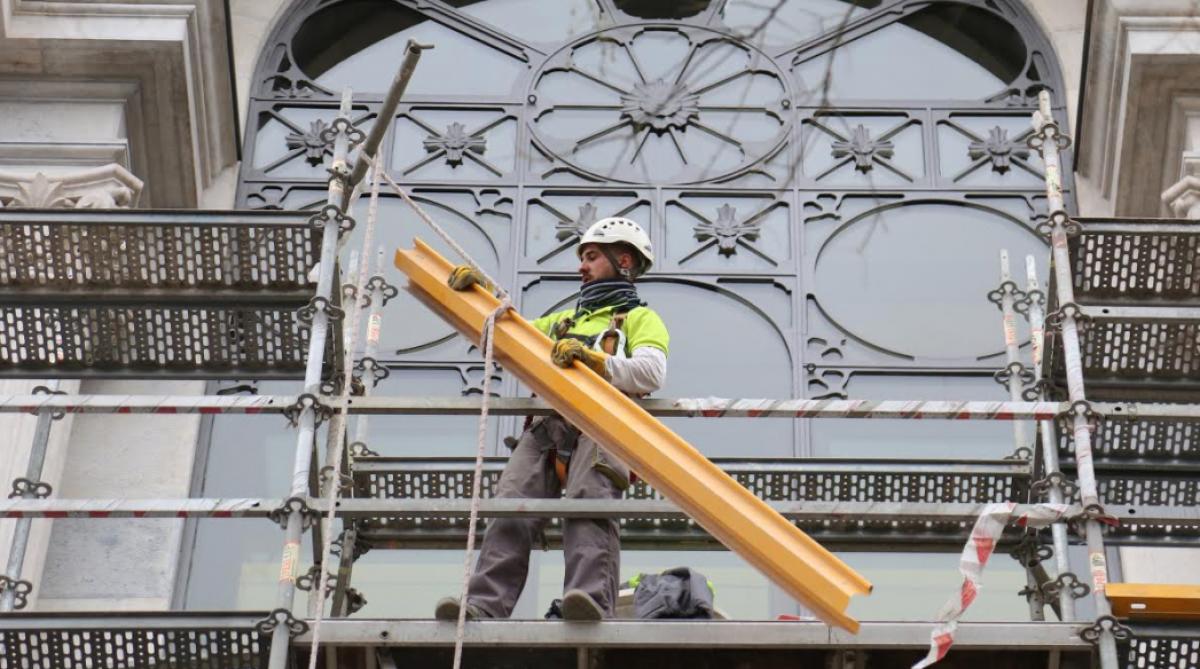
[350,457,1198,549]
[352,458,1029,551]
[0,613,268,669]
[0,210,322,378]
[1069,219,1200,304]
[1047,218,1200,401]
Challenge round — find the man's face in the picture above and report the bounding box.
[578,243,621,283]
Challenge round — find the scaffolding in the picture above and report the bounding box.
[1,54,1199,668]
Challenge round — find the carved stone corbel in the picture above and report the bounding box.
[0,164,143,209]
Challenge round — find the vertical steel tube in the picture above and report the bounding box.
[328,249,387,622]
[267,89,355,669]
[0,385,58,612]
[1034,90,1118,668]
[996,250,1042,621]
[1026,256,1076,621]
[344,40,428,208]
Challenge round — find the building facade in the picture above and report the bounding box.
[1,0,1199,662]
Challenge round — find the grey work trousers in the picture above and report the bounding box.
[467,414,629,618]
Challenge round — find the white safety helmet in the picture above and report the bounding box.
[577,217,654,277]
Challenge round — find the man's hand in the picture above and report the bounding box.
[447,265,491,291]
[551,338,609,379]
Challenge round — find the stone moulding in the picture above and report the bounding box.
[0,164,144,209]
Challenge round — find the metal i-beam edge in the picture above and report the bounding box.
[2,394,1191,420]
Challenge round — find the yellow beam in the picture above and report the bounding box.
[395,239,872,632]
[1107,583,1200,620]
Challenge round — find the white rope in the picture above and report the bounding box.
[306,153,384,669]
[451,297,509,669]
[383,169,513,669]
[381,171,509,300]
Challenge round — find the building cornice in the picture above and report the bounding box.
[0,0,238,206]
[1078,0,1200,215]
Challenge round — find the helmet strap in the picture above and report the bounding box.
[600,244,637,282]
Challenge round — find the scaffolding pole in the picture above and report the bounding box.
[992,251,1044,622]
[1032,90,1119,667]
[0,498,1193,526]
[0,384,60,611]
[1025,256,1077,621]
[329,248,390,621]
[265,89,354,669]
[1,395,1188,420]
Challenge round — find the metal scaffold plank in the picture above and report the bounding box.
[395,239,872,632]
[295,620,1091,650]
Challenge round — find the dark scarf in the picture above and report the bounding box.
[574,278,645,316]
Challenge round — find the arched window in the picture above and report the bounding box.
[200,0,1074,620]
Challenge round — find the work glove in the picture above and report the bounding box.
[446,265,491,292]
[551,338,610,379]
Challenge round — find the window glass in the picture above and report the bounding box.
[613,0,710,20]
[840,552,1028,621]
[447,0,602,45]
[185,381,313,609]
[293,0,525,96]
[342,195,510,359]
[722,0,881,49]
[937,114,1047,188]
[808,375,1023,459]
[811,202,1046,360]
[365,366,502,456]
[793,5,1025,101]
[531,28,787,183]
[520,278,796,457]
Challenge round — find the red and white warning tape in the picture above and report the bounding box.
[912,502,1071,668]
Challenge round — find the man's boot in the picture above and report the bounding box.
[435,596,488,621]
[560,589,604,621]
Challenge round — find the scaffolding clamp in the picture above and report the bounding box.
[1078,614,1133,645]
[296,296,346,325]
[1045,302,1091,332]
[1031,472,1078,501]
[307,204,356,235]
[1014,288,1046,316]
[296,565,337,596]
[1034,210,1081,238]
[1041,572,1090,601]
[1003,445,1033,461]
[348,441,379,458]
[268,496,317,529]
[0,575,32,610]
[1059,399,1099,424]
[1010,535,1054,569]
[355,356,390,387]
[993,361,1035,388]
[987,279,1025,308]
[320,117,365,148]
[319,466,354,495]
[30,385,67,420]
[282,393,334,427]
[1022,379,1058,401]
[255,608,309,638]
[365,275,399,305]
[8,477,52,499]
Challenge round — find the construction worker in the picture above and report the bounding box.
[435,217,669,621]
